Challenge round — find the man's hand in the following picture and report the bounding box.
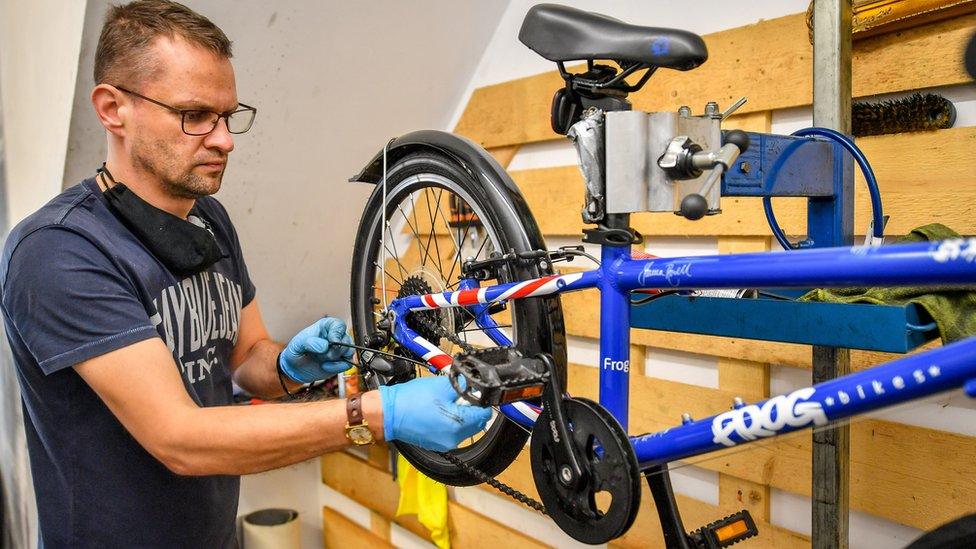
[278,317,354,383]
[379,376,492,451]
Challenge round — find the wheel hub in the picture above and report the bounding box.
[397,269,461,341]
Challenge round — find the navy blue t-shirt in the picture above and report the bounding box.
[0,178,256,548]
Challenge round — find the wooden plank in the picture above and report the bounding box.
[321,452,433,541]
[717,357,769,396]
[447,501,548,548]
[853,126,976,236]
[852,9,974,98]
[723,111,773,133]
[455,13,976,148]
[565,362,976,530]
[368,441,391,472]
[717,475,770,538]
[369,510,392,542]
[630,344,646,372]
[323,506,394,548]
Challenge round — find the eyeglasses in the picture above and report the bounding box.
[114,86,257,136]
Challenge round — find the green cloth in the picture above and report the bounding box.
[800,223,976,344]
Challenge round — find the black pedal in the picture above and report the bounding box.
[448,347,549,407]
[690,510,758,548]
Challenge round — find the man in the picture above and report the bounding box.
[0,1,490,547]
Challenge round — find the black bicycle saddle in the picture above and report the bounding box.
[519,3,707,71]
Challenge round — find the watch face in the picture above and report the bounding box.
[348,425,374,445]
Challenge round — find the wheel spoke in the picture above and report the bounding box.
[381,245,409,282]
[434,193,465,283]
[385,224,409,281]
[422,187,439,269]
[374,261,403,286]
[445,213,475,285]
[396,201,430,279]
[408,190,428,267]
[429,188,447,280]
[472,230,491,261]
[458,324,511,333]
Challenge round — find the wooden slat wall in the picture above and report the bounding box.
[323,11,976,548]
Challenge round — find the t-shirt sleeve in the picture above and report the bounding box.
[2,227,158,374]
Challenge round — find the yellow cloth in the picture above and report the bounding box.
[396,454,450,549]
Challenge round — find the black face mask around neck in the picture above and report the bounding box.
[96,164,224,278]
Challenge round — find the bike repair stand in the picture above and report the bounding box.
[628,2,937,547]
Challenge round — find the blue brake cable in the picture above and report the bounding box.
[762,127,885,250]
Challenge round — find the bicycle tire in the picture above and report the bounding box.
[350,149,565,485]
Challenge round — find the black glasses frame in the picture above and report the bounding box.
[113,85,257,136]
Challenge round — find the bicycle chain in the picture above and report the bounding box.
[409,311,549,516]
[427,313,475,354]
[439,451,547,515]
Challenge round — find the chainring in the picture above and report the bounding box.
[530,397,641,544]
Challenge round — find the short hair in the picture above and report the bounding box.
[94,0,233,86]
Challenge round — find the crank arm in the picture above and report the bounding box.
[538,354,586,491]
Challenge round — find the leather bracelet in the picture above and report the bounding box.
[276,352,303,397]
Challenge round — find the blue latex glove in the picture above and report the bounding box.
[379,376,492,452]
[278,317,355,383]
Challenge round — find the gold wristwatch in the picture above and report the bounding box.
[344,394,375,446]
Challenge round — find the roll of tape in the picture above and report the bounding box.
[242,508,300,549]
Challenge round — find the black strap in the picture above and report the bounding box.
[276,353,308,397]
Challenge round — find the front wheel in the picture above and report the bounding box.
[349,150,564,485]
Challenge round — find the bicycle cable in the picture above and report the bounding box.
[762,127,885,250]
[378,138,396,314]
[630,290,680,305]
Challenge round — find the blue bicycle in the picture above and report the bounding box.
[348,4,976,547]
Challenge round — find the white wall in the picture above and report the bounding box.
[0,0,86,224]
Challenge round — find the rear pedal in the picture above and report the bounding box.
[448,347,550,407]
[689,510,759,548]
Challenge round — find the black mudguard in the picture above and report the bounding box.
[351,130,548,255]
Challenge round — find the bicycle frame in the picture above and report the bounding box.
[386,235,976,469]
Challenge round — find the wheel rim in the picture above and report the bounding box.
[357,170,526,457]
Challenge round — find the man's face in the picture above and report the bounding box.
[126,35,238,199]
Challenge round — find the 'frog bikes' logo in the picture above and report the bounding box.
[711,387,828,447]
